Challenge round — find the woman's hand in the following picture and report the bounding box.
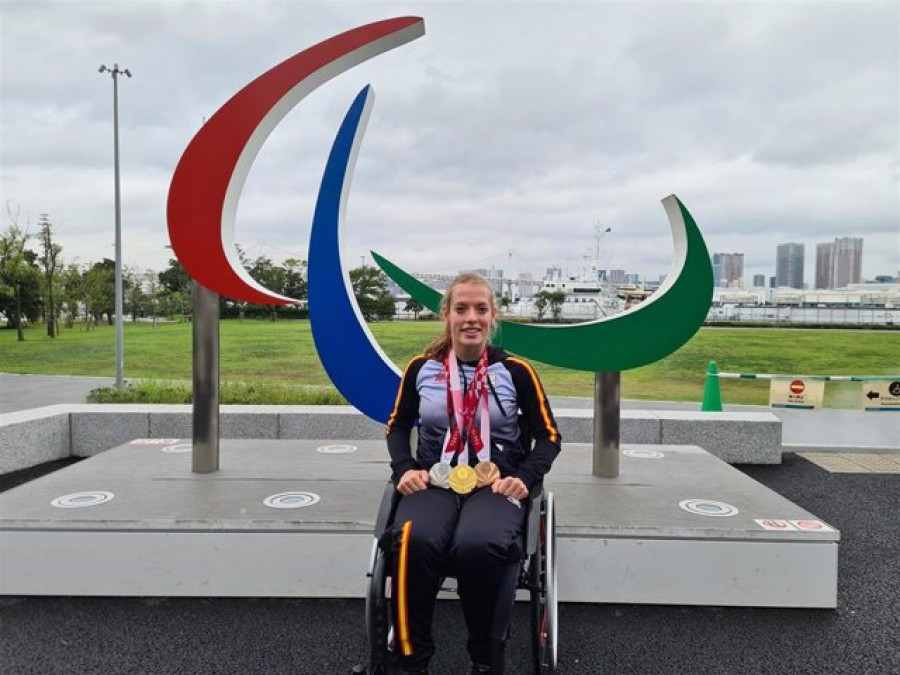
[492,476,528,500]
[397,469,430,496]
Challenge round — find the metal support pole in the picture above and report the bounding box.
[112,71,125,392]
[192,282,220,473]
[99,63,130,390]
[593,371,620,478]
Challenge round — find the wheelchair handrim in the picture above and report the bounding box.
[546,492,558,669]
[538,491,558,671]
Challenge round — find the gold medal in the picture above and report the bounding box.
[474,461,500,488]
[448,464,477,495]
[428,462,452,490]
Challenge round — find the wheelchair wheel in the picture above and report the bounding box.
[528,491,558,673]
[543,491,558,671]
[365,540,396,674]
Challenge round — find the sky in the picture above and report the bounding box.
[1,0,898,288]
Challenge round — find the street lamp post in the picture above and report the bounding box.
[98,63,131,392]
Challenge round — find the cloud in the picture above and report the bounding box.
[1,0,897,285]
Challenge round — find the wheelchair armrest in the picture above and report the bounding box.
[373,481,401,536]
[523,481,544,556]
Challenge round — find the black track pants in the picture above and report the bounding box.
[390,485,526,669]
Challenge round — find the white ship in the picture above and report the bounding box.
[505,225,654,320]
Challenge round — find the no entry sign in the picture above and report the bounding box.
[770,378,825,409]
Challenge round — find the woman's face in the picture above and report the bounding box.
[446,282,495,358]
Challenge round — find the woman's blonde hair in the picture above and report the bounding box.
[423,272,498,361]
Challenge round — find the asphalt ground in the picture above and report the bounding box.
[1,451,897,675]
[0,373,113,413]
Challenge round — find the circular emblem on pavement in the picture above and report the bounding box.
[130,438,180,445]
[623,449,665,459]
[161,443,192,454]
[263,492,321,509]
[51,492,115,509]
[679,499,739,517]
[316,444,357,454]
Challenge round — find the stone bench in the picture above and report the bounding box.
[0,404,782,475]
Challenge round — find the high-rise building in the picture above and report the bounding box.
[832,237,863,288]
[712,253,745,288]
[776,243,804,288]
[546,265,563,281]
[471,267,503,279]
[753,274,765,288]
[608,269,626,283]
[815,243,834,289]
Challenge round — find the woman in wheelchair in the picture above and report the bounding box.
[385,272,561,674]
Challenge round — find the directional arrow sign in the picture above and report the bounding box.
[861,380,900,411]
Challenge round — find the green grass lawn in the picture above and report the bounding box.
[1,321,897,405]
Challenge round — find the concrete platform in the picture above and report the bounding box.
[0,439,838,607]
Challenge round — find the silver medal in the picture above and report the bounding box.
[428,462,452,489]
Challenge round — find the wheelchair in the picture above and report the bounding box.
[352,479,558,674]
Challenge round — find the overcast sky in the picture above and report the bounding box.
[1,0,897,287]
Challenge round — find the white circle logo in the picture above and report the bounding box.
[679,499,739,517]
[161,443,193,454]
[263,492,321,509]
[623,449,665,459]
[51,492,115,509]
[316,444,358,454]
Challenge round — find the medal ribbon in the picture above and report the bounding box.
[440,349,491,465]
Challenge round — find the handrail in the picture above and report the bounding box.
[713,372,899,381]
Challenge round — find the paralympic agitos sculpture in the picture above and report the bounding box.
[167,17,714,424]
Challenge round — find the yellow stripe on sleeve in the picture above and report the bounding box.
[385,355,424,435]
[507,357,559,443]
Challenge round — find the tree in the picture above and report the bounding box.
[37,213,62,337]
[0,204,40,340]
[125,266,146,322]
[83,260,114,326]
[158,257,191,296]
[59,263,85,328]
[158,258,192,322]
[533,291,550,321]
[159,288,190,322]
[548,290,566,322]
[349,266,395,321]
[404,297,425,320]
[143,269,161,326]
[283,257,307,300]
[533,290,566,322]
[246,255,287,320]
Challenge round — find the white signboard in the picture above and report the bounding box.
[770,378,825,409]
[861,380,900,412]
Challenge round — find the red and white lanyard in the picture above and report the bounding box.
[440,349,491,466]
